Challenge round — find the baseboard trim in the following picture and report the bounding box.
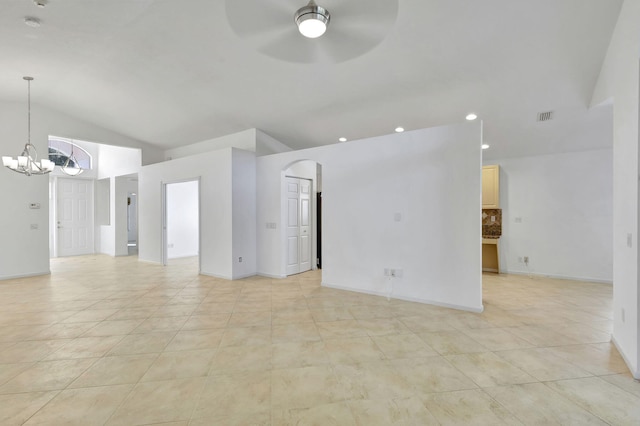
[0,270,51,281]
[231,272,257,280]
[137,259,162,266]
[500,269,612,285]
[611,335,640,379]
[199,271,233,280]
[321,282,484,313]
[166,254,199,260]
[257,272,287,279]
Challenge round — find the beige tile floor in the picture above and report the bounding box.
[0,255,638,425]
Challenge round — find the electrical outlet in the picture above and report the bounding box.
[518,257,523,263]
[168,243,174,248]
[524,256,529,265]
[238,257,242,263]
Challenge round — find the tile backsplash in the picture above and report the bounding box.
[482,208,502,237]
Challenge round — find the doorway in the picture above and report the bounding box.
[286,177,312,275]
[56,177,94,257]
[162,179,200,270]
[127,192,138,255]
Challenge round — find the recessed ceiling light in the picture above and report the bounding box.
[338,137,347,142]
[395,127,404,133]
[24,17,41,27]
[481,144,490,150]
[466,113,478,121]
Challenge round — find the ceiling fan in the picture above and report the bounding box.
[225,0,399,64]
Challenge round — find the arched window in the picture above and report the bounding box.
[48,138,92,170]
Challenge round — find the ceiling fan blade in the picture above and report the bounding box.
[227,0,400,64]
[226,0,297,38]
[320,27,384,63]
[257,30,322,64]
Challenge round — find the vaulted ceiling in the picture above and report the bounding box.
[0,0,622,159]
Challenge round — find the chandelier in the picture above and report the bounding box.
[61,143,84,176]
[2,77,54,176]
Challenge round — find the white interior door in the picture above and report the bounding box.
[286,177,311,275]
[57,178,94,257]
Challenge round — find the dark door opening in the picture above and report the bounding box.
[317,191,322,269]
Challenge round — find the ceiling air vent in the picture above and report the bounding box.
[537,111,554,122]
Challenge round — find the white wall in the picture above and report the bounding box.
[97,144,143,179]
[257,122,483,312]
[99,178,116,257]
[167,180,199,259]
[163,128,293,161]
[256,129,293,156]
[138,146,256,279]
[485,148,613,282]
[96,178,110,226]
[590,0,640,378]
[139,149,231,275]
[164,129,256,161]
[232,149,257,278]
[0,101,161,280]
[97,176,135,257]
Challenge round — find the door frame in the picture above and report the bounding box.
[127,191,138,252]
[161,177,201,271]
[284,175,314,276]
[53,176,95,258]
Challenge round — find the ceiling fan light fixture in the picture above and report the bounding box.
[295,0,330,39]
